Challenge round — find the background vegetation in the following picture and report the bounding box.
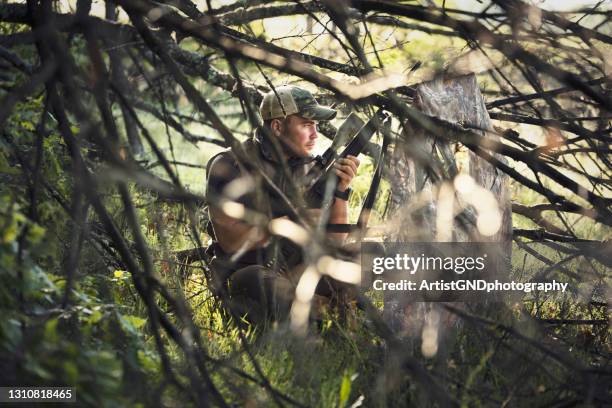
[0,0,610,406]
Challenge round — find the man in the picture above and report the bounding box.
[205,85,360,323]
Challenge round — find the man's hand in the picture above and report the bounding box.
[333,155,360,192]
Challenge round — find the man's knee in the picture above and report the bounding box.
[228,265,295,321]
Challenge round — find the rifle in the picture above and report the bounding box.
[301,109,390,209]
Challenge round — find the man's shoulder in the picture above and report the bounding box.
[206,149,238,182]
[208,148,234,168]
[206,138,261,180]
[205,138,264,206]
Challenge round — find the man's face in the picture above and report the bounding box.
[272,114,319,158]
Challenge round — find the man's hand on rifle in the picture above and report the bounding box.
[333,155,361,192]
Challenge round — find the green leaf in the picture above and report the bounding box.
[88,309,103,325]
[63,361,79,384]
[0,319,23,352]
[44,318,59,343]
[24,358,53,380]
[1,217,19,243]
[124,315,147,330]
[26,223,46,244]
[20,120,35,131]
[339,371,352,408]
[137,350,159,374]
[118,313,147,336]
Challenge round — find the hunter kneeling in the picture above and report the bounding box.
[205,86,360,324]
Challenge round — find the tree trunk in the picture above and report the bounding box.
[383,74,512,353]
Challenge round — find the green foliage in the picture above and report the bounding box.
[0,95,157,406]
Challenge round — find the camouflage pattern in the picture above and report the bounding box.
[259,85,337,121]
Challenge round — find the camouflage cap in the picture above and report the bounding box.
[259,85,337,121]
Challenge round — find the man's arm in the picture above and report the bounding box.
[327,155,360,242]
[206,153,268,254]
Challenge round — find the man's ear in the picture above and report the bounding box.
[270,118,283,137]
